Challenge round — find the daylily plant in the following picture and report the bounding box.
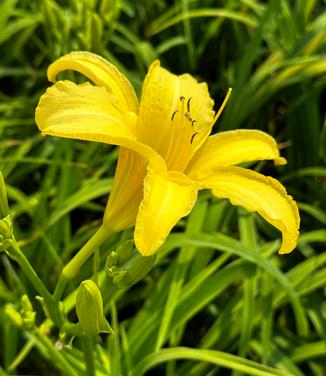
[36,51,299,256]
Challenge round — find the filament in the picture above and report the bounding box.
[212,88,232,127]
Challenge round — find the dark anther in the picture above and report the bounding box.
[184,111,190,119]
[180,96,185,101]
[190,132,199,144]
[191,120,197,126]
[171,110,178,121]
[187,97,192,112]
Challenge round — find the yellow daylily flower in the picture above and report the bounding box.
[35,51,299,256]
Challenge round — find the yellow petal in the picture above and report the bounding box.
[136,61,215,172]
[36,79,170,234]
[36,80,136,138]
[186,129,286,180]
[35,79,166,172]
[201,167,300,254]
[103,148,147,232]
[134,169,198,256]
[47,51,138,113]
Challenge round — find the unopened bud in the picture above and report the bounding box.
[105,240,156,288]
[116,240,134,265]
[76,280,112,336]
[5,304,23,328]
[21,294,33,312]
[117,254,156,288]
[0,215,13,251]
[106,251,118,272]
[21,294,36,327]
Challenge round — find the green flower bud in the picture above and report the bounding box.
[76,280,112,336]
[0,215,13,251]
[117,254,156,288]
[5,304,23,328]
[105,241,133,282]
[0,238,12,251]
[105,251,118,277]
[21,294,36,328]
[116,240,134,265]
[105,240,156,288]
[0,215,12,237]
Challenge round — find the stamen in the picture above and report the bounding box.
[190,132,199,144]
[171,110,178,121]
[184,111,190,119]
[180,96,185,128]
[212,88,232,127]
[191,120,197,126]
[187,97,192,112]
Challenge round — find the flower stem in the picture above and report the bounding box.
[53,274,68,300]
[110,302,121,376]
[81,335,95,376]
[53,225,113,300]
[33,326,80,376]
[7,238,63,327]
[62,225,112,279]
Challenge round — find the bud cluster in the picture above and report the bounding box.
[5,294,36,329]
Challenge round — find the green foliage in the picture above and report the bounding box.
[0,0,325,375]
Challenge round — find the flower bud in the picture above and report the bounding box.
[117,253,156,288]
[116,240,134,265]
[76,280,112,336]
[105,240,156,288]
[5,304,23,328]
[21,294,33,312]
[105,251,118,272]
[0,215,13,251]
[21,294,36,328]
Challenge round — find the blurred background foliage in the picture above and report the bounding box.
[0,0,325,375]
